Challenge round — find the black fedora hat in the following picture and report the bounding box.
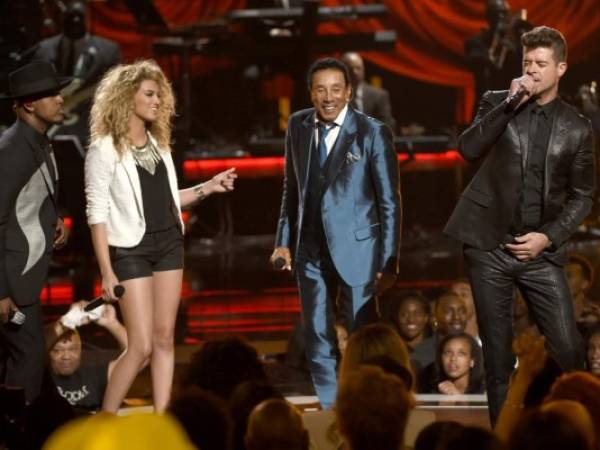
[0,60,73,100]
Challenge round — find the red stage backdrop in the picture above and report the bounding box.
[89,0,600,124]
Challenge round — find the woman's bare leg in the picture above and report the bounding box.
[101,276,154,413]
[151,269,183,412]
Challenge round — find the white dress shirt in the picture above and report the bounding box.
[313,104,348,155]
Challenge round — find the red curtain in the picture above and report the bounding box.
[89,0,246,73]
[320,0,600,123]
[90,0,600,123]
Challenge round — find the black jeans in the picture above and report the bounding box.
[464,245,583,425]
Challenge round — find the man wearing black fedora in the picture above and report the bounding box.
[0,60,71,402]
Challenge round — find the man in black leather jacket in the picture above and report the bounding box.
[445,26,596,424]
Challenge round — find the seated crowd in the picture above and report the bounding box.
[2,254,600,449]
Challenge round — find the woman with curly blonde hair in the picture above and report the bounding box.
[85,59,237,413]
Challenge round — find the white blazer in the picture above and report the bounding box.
[85,134,184,248]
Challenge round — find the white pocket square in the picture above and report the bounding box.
[345,152,361,164]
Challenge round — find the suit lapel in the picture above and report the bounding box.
[23,130,58,208]
[544,101,569,195]
[322,107,357,192]
[298,111,316,200]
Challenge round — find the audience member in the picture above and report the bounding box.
[341,52,396,131]
[229,380,284,450]
[45,302,127,410]
[541,400,595,450]
[545,371,600,440]
[495,331,558,440]
[362,354,414,391]
[336,365,415,450]
[411,292,468,373]
[184,336,267,400]
[415,421,506,450]
[509,406,593,450]
[382,290,431,351]
[450,279,479,340]
[585,325,600,376]
[494,331,535,435]
[245,399,309,450]
[420,332,484,395]
[168,386,233,450]
[567,254,600,326]
[339,323,411,381]
[414,421,464,450]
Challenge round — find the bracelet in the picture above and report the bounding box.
[194,183,206,201]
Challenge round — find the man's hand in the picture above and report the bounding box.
[206,168,238,195]
[375,272,396,294]
[270,247,292,271]
[508,75,537,109]
[0,297,18,324]
[512,331,547,382]
[504,232,550,261]
[54,218,69,249]
[71,300,91,326]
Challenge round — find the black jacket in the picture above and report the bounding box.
[445,90,596,264]
[0,120,59,306]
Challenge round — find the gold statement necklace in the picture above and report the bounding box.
[131,133,161,175]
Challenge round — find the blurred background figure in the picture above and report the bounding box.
[341,52,396,132]
[566,254,600,328]
[336,366,415,450]
[168,386,234,450]
[585,325,600,377]
[245,399,309,450]
[450,279,479,340]
[339,323,412,382]
[464,0,532,111]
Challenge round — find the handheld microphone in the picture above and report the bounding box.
[83,285,125,312]
[273,256,287,270]
[507,86,528,111]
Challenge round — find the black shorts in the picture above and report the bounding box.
[110,226,184,282]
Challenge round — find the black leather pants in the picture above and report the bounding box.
[464,245,584,425]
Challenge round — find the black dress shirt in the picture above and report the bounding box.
[511,97,559,234]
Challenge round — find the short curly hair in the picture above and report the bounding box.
[90,59,175,154]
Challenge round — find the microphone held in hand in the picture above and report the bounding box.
[83,285,125,312]
[273,256,287,270]
[507,86,528,111]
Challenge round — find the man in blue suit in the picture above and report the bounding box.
[271,58,402,408]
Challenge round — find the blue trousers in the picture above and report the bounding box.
[296,229,376,408]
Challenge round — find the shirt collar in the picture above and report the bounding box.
[532,96,559,119]
[17,118,50,149]
[314,103,349,128]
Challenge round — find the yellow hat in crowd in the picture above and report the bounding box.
[43,412,195,450]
